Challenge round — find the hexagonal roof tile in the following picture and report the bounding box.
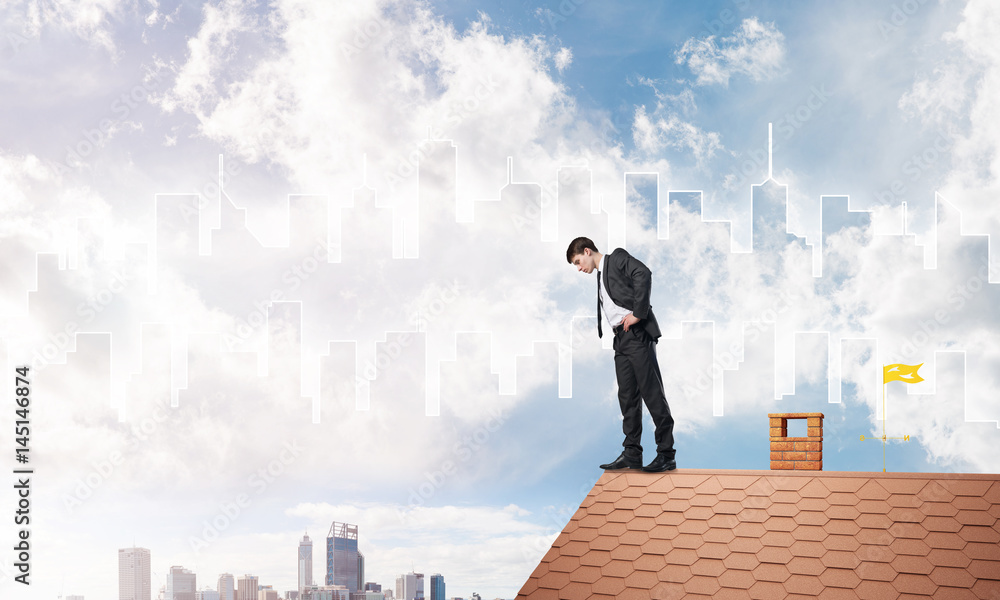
[891,572,938,595]
[683,574,721,596]
[856,480,891,500]
[689,557,725,578]
[783,573,825,595]
[822,533,861,552]
[631,553,665,573]
[818,567,861,589]
[786,555,826,576]
[890,554,934,575]
[792,510,829,526]
[701,527,735,544]
[693,476,725,495]
[708,514,740,529]
[676,519,709,536]
[516,469,1000,600]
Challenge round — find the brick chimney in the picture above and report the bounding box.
[769,413,823,470]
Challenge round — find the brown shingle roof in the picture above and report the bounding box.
[516,469,1000,599]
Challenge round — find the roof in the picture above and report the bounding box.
[515,469,1000,599]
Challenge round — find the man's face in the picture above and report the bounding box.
[571,249,598,274]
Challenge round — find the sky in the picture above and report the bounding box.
[1,0,999,599]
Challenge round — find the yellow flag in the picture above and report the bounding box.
[884,363,924,384]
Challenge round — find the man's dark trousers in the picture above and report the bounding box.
[612,323,675,458]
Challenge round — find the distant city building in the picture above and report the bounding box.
[257,586,278,600]
[195,589,220,600]
[301,584,350,600]
[66,596,84,600]
[299,532,314,593]
[326,522,360,593]
[395,575,409,600]
[429,575,444,600]
[217,574,235,600]
[236,575,258,600]
[357,551,365,593]
[166,566,197,600]
[364,583,381,592]
[119,547,152,600]
[350,593,385,600]
[395,573,424,600]
[285,592,300,600]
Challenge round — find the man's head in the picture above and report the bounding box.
[567,237,600,274]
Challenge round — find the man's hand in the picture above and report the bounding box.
[622,313,640,331]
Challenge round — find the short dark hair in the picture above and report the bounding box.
[566,237,599,264]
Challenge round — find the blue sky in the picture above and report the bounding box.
[1,1,999,599]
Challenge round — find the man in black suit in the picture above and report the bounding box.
[567,237,676,472]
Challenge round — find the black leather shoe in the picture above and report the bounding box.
[642,454,677,472]
[599,451,642,470]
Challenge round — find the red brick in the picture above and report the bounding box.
[807,428,823,438]
[794,441,822,452]
[771,441,793,451]
[807,417,823,427]
[769,418,785,427]
[795,461,822,470]
[771,461,793,470]
[785,452,807,461]
[806,452,823,461]
[770,427,787,438]
[770,452,783,461]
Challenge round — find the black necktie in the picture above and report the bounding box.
[597,270,603,338]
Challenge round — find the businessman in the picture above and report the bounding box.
[566,237,676,472]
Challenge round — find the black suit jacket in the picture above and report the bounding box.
[602,248,662,340]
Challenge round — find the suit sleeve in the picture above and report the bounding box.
[618,250,653,320]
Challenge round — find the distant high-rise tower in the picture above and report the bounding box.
[166,566,196,600]
[357,551,365,593]
[217,574,234,600]
[429,574,444,600]
[119,547,151,600]
[326,522,360,593]
[395,573,424,600]
[235,575,258,600]
[299,533,313,592]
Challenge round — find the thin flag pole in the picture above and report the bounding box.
[882,381,886,472]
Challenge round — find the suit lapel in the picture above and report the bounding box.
[603,253,611,298]
[604,249,616,302]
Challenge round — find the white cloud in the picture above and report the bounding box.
[628,76,724,167]
[0,0,664,546]
[925,0,1000,229]
[554,46,572,72]
[1,0,128,53]
[632,104,724,166]
[158,0,263,116]
[675,17,787,87]
[898,65,972,123]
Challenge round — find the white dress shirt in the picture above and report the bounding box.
[598,253,632,328]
